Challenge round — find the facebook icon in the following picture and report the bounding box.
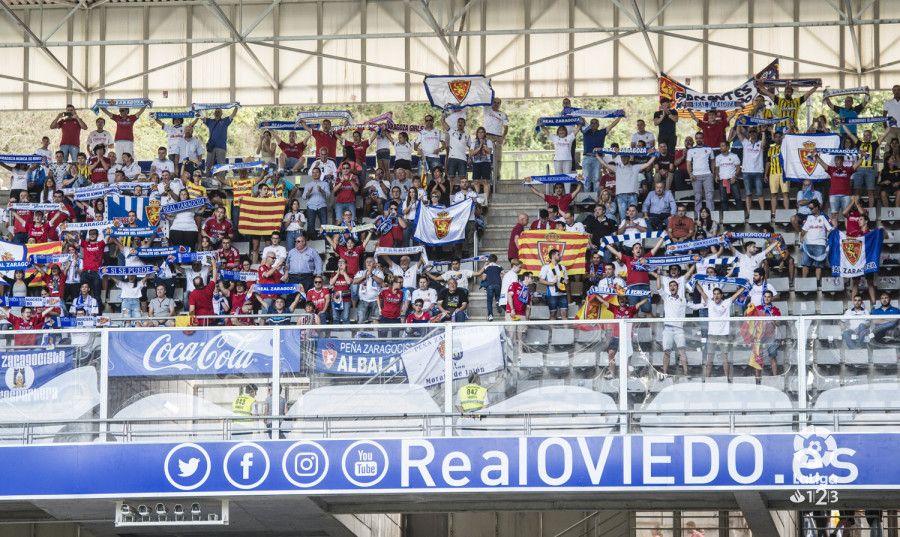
[223,442,270,490]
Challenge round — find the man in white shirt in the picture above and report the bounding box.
[842,294,870,349]
[698,284,745,381]
[590,263,626,295]
[730,237,777,281]
[179,125,205,175]
[411,275,438,314]
[120,153,141,180]
[260,231,288,265]
[657,279,703,376]
[157,171,184,197]
[308,147,338,181]
[686,132,715,217]
[714,141,742,209]
[498,258,521,308]
[539,249,569,320]
[428,258,475,289]
[747,268,778,308]
[598,153,657,219]
[353,256,385,323]
[85,118,113,155]
[150,147,176,178]
[800,200,833,279]
[483,98,509,181]
[630,120,656,148]
[616,204,648,250]
[562,210,585,233]
[736,126,766,211]
[881,84,900,146]
[414,115,444,172]
[444,117,471,184]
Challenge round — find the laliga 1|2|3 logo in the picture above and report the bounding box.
[787,427,857,506]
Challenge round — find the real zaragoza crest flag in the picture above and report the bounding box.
[516,230,590,275]
[827,228,883,278]
[412,199,474,246]
[423,75,494,110]
[779,133,840,182]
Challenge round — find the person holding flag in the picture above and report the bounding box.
[592,293,649,379]
[743,289,783,380]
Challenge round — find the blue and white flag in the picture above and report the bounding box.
[220,270,258,282]
[828,228,883,278]
[631,254,700,271]
[779,133,840,182]
[413,199,474,246]
[109,226,158,238]
[423,75,494,110]
[524,174,580,185]
[62,220,114,232]
[0,154,45,165]
[53,316,107,328]
[137,246,189,258]
[535,116,582,133]
[29,254,70,265]
[8,203,63,212]
[99,265,157,277]
[562,107,625,119]
[160,197,208,215]
[601,230,670,247]
[295,110,353,123]
[106,195,152,226]
[191,102,240,111]
[67,185,119,201]
[149,110,197,119]
[210,160,267,175]
[171,251,217,264]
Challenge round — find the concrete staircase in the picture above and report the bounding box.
[465,180,548,320]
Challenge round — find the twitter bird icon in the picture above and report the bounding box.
[178,457,200,477]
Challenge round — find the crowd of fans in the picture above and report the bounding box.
[0,83,899,351]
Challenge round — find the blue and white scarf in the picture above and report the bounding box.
[430,255,489,268]
[0,261,30,270]
[259,120,306,131]
[114,182,154,192]
[534,116,582,133]
[688,274,751,292]
[699,256,738,267]
[63,220,113,232]
[523,174,580,185]
[100,265,157,277]
[137,246,188,258]
[601,230,670,247]
[595,147,657,157]
[68,185,119,201]
[320,223,375,235]
[631,254,700,271]
[191,102,240,111]
[824,87,869,98]
[562,107,626,119]
[686,100,738,110]
[109,226,158,238]
[666,235,728,253]
[160,196,208,215]
[255,284,303,295]
[375,215,398,236]
[587,286,651,298]
[220,270,258,282]
[0,154,45,165]
[817,148,859,156]
[764,78,822,87]
[53,316,105,328]
[0,296,57,307]
[736,116,791,126]
[170,251,217,264]
[91,98,152,114]
[295,110,352,123]
[9,203,63,212]
[374,246,430,265]
[150,110,197,119]
[837,116,896,126]
[210,160,267,175]
[29,254,70,265]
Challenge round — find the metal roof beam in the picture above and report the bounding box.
[204,0,279,89]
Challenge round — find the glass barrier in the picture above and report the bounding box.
[627,317,797,434]
[807,317,900,432]
[105,327,275,442]
[279,324,447,439]
[0,328,102,444]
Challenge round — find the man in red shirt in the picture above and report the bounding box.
[332,164,360,221]
[79,228,106,302]
[304,276,331,323]
[527,180,583,214]
[46,191,72,238]
[50,104,88,162]
[343,130,372,167]
[100,105,146,163]
[88,145,110,184]
[330,235,366,276]
[188,262,218,326]
[605,236,666,317]
[272,130,310,174]
[529,208,553,230]
[218,235,241,270]
[298,118,339,158]
[0,307,50,346]
[672,136,694,190]
[508,213,528,261]
[375,203,406,248]
[594,294,649,379]
[377,278,407,335]
[201,206,233,247]
[814,152,863,224]
[689,109,729,149]
[256,252,285,303]
[25,211,52,243]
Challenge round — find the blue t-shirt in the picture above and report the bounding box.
[582,127,608,156]
[871,305,900,316]
[483,264,503,287]
[203,117,233,150]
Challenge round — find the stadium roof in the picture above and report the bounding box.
[0,0,897,110]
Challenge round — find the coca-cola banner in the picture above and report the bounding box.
[108,329,298,376]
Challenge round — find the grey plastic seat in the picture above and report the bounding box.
[529,305,551,320]
[815,348,841,366]
[748,210,771,225]
[844,349,869,368]
[571,352,597,370]
[518,353,544,370]
[640,382,794,433]
[524,329,550,346]
[812,383,900,431]
[722,211,744,226]
[821,277,845,293]
[774,209,794,225]
[873,348,898,366]
[550,328,575,346]
[791,300,816,315]
[794,278,818,293]
[875,276,900,291]
[820,300,845,315]
[543,352,570,371]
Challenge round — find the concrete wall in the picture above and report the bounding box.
[0,524,95,537]
[406,510,631,537]
[336,512,403,537]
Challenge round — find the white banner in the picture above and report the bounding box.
[401,326,505,387]
[424,75,494,110]
[780,134,841,182]
[413,199,474,246]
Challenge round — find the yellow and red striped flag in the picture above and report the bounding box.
[237,197,285,236]
[516,230,589,275]
[26,241,62,287]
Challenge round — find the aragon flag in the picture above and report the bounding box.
[516,230,589,275]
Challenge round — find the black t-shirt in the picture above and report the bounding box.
[583,214,617,247]
[483,264,503,287]
[653,110,677,141]
[656,153,674,172]
[439,287,469,312]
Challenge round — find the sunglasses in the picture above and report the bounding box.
[314,280,323,284]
